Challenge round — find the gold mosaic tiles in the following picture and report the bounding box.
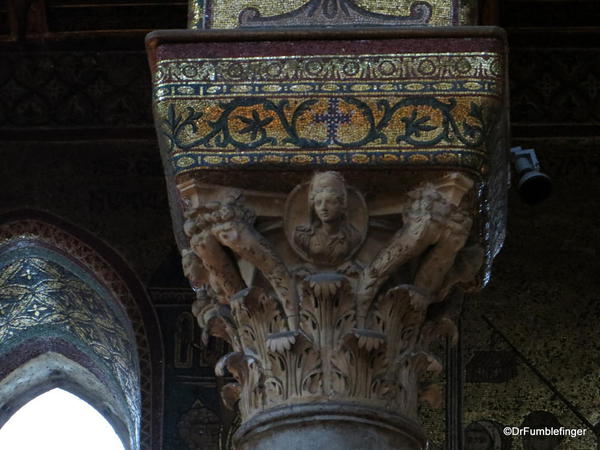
[153,49,505,175]
[0,251,140,421]
[189,0,477,29]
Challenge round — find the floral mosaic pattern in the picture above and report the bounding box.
[153,50,505,174]
[0,251,140,445]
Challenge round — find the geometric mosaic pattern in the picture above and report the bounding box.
[0,220,156,450]
[0,251,140,447]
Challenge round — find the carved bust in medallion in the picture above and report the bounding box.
[285,171,367,267]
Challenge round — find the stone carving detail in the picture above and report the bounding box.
[181,171,483,422]
[287,171,367,267]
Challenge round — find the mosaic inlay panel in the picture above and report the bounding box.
[0,246,140,439]
[0,218,158,449]
[152,37,506,177]
[189,0,476,30]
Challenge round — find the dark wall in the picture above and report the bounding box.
[460,2,600,449]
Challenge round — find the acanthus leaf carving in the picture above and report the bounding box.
[180,171,483,423]
[215,351,264,417]
[204,304,238,347]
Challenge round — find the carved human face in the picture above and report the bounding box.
[313,189,344,224]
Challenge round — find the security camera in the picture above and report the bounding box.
[510,147,552,205]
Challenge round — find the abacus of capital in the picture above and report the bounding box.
[147,1,509,447]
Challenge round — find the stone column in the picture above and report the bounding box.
[179,171,487,450]
[147,17,509,450]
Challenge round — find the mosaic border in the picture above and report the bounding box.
[149,33,507,181]
[154,53,503,85]
[171,148,488,175]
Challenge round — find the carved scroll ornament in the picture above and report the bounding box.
[181,171,483,421]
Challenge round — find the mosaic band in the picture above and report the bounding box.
[153,53,503,85]
[188,0,475,30]
[153,50,504,175]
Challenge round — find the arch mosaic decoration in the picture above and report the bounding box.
[0,213,163,450]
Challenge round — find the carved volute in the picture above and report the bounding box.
[178,170,485,447]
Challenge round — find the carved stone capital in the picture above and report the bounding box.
[178,171,483,448]
[149,25,508,449]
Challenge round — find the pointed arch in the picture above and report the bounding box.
[0,387,125,449]
[0,353,130,447]
[0,210,164,450]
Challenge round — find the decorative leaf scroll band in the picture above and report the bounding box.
[161,96,497,153]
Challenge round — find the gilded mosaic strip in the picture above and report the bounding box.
[158,94,500,165]
[190,0,475,29]
[153,49,505,175]
[155,80,501,101]
[154,53,502,85]
[171,148,488,174]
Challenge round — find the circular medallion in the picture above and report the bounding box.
[284,172,368,267]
